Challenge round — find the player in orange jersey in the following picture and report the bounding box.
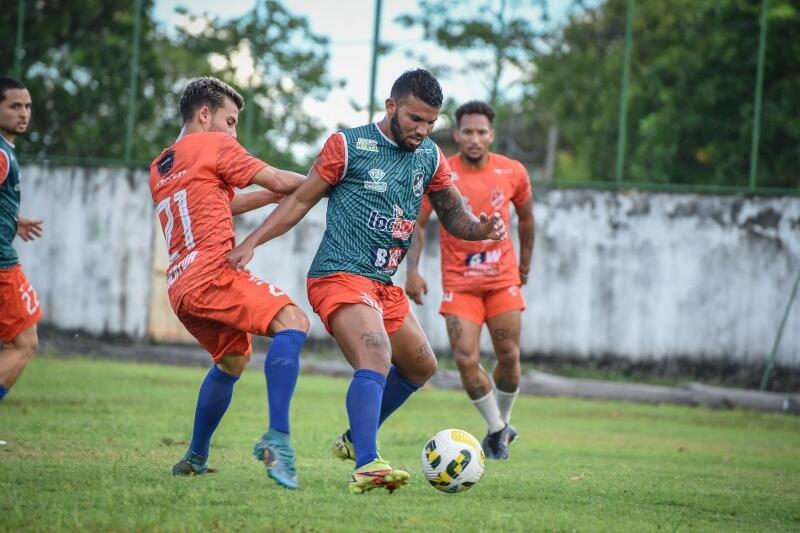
[405,100,535,460]
[150,77,309,489]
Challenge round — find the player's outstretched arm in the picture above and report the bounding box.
[429,184,507,241]
[251,165,306,195]
[16,217,44,242]
[230,190,284,216]
[515,198,535,285]
[405,209,431,305]
[228,169,329,271]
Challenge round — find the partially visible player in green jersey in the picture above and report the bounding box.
[228,69,507,494]
[0,77,43,403]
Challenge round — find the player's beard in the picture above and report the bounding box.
[390,113,420,152]
[462,151,486,165]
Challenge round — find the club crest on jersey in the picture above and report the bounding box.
[364,168,387,192]
[412,168,425,197]
[489,187,505,210]
[356,138,379,152]
[157,149,176,176]
[368,205,416,241]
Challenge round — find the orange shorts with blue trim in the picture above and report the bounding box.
[0,264,43,343]
[439,285,525,325]
[306,273,409,335]
[176,267,293,362]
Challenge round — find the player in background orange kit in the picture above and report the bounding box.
[405,100,535,460]
[149,77,310,489]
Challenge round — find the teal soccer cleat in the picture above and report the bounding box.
[253,429,299,490]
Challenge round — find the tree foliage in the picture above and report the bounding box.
[531,0,800,188]
[0,0,336,170]
[400,0,799,189]
[397,0,546,108]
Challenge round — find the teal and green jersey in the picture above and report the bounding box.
[309,122,452,284]
[0,134,21,268]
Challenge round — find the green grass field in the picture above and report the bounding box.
[1,356,799,532]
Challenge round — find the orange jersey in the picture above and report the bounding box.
[421,152,532,292]
[149,132,266,309]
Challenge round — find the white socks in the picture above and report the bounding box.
[471,392,506,433]
[494,384,519,424]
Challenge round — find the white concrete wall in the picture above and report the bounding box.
[409,190,800,365]
[17,165,800,365]
[18,166,154,337]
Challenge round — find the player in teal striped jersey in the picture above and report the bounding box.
[0,77,43,404]
[229,69,507,493]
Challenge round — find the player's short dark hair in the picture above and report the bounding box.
[0,77,27,103]
[390,69,443,108]
[179,76,244,123]
[455,100,495,127]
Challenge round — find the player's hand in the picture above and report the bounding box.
[17,217,43,241]
[519,264,531,286]
[405,270,428,305]
[479,212,507,241]
[228,241,255,272]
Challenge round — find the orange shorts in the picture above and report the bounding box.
[439,285,525,325]
[0,264,43,343]
[306,273,409,335]
[176,268,293,362]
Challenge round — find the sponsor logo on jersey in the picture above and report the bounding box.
[364,168,387,192]
[466,249,502,268]
[166,250,198,287]
[356,138,379,152]
[508,286,519,296]
[372,246,405,270]
[367,205,416,241]
[412,168,424,197]
[494,167,513,175]
[442,291,454,302]
[451,171,460,182]
[154,169,187,190]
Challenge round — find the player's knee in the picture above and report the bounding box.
[270,305,310,335]
[417,354,438,383]
[12,330,38,360]
[495,346,520,366]
[218,353,250,376]
[452,349,479,371]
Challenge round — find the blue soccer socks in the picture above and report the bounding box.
[0,384,7,402]
[189,365,239,458]
[378,365,422,427]
[264,329,306,434]
[346,369,387,468]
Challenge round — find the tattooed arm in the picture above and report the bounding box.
[428,184,507,241]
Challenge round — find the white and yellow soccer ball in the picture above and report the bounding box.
[421,428,485,493]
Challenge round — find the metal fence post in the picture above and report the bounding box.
[760,265,800,391]
[614,0,634,185]
[14,0,26,79]
[124,0,143,164]
[749,0,770,190]
[368,0,384,122]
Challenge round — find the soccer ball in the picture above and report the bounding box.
[421,428,485,493]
